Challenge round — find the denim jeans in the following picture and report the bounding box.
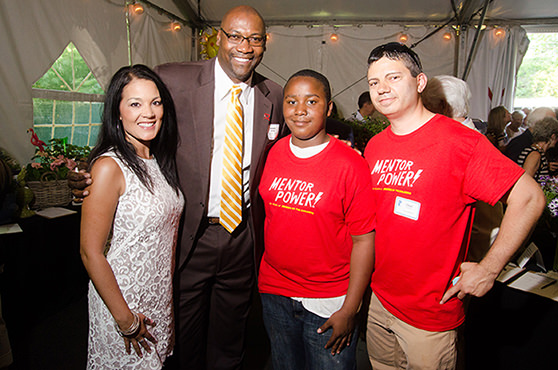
[261,293,357,370]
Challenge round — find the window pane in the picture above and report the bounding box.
[53,127,72,139]
[33,68,69,91]
[34,127,52,143]
[33,99,54,125]
[75,102,91,124]
[89,125,101,146]
[91,103,103,123]
[54,101,73,124]
[77,74,104,94]
[73,126,90,147]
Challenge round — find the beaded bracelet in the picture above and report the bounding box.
[115,311,141,338]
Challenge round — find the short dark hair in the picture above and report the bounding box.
[358,92,371,109]
[285,69,331,102]
[368,42,423,77]
[89,64,180,193]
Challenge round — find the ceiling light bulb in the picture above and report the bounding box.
[399,34,408,43]
[494,28,505,38]
[132,3,144,14]
[171,22,181,31]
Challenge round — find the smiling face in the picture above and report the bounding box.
[119,77,163,156]
[367,56,427,121]
[217,7,266,83]
[283,76,332,148]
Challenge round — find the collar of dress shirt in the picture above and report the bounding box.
[215,59,253,106]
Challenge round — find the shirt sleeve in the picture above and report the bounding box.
[463,135,525,206]
[343,154,376,236]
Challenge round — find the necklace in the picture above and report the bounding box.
[533,143,544,152]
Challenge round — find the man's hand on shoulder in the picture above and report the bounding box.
[68,169,92,201]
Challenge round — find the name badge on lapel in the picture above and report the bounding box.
[268,123,279,140]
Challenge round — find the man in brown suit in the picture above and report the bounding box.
[155,6,284,370]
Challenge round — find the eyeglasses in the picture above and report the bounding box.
[220,28,265,47]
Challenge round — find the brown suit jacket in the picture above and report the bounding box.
[155,58,285,271]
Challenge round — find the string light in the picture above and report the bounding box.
[171,21,182,31]
[132,2,144,14]
[443,32,452,41]
[494,27,505,38]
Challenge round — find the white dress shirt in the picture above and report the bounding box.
[207,60,255,218]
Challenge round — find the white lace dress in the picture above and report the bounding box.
[87,152,184,370]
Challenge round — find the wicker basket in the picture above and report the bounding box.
[27,172,72,209]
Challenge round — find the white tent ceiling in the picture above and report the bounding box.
[162,0,558,27]
[1,0,555,164]
[147,0,553,122]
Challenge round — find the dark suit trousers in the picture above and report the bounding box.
[175,218,254,370]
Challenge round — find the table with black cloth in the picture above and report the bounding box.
[0,206,89,369]
[464,281,557,370]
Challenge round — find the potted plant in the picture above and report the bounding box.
[19,131,90,209]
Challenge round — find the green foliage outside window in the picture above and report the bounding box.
[33,43,103,94]
[32,42,104,147]
[516,33,558,100]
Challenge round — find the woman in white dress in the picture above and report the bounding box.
[80,65,184,369]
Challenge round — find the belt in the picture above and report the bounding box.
[207,217,220,225]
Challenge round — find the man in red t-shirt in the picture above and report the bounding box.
[363,42,545,369]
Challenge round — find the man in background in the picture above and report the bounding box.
[505,110,526,143]
[505,107,556,162]
[349,91,375,122]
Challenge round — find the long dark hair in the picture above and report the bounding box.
[89,64,180,193]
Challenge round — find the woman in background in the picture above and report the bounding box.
[80,65,183,369]
[517,116,558,183]
[486,105,511,151]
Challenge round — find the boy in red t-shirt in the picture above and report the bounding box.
[258,69,375,370]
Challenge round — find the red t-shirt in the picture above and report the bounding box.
[258,136,376,298]
[364,114,524,331]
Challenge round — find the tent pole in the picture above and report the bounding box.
[125,2,132,66]
[191,28,199,61]
[454,25,466,77]
[461,0,490,80]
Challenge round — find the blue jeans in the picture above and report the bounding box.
[261,293,357,370]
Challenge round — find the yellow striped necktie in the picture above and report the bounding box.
[219,85,244,233]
